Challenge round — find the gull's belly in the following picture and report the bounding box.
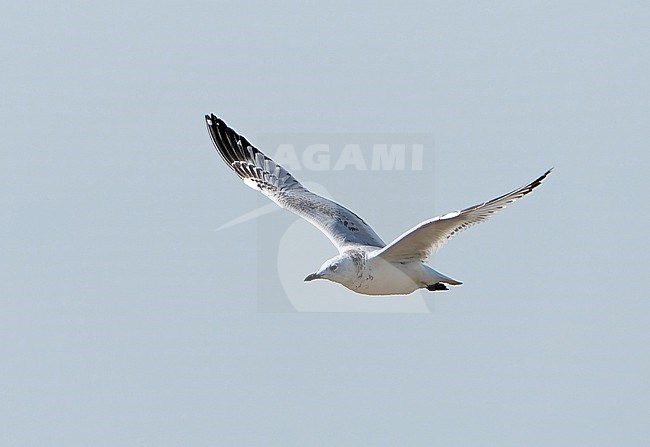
[345,260,424,296]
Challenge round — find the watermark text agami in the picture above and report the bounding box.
[271,143,425,171]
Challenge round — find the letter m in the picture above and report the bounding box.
[371,144,406,171]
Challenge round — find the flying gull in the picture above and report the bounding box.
[206,114,551,296]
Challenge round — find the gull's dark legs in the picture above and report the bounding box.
[426,283,449,292]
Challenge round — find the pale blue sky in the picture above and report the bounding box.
[1,1,649,446]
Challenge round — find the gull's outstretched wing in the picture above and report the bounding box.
[375,169,552,263]
[206,114,385,252]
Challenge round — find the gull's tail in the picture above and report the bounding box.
[425,266,463,286]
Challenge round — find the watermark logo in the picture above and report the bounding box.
[218,133,437,313]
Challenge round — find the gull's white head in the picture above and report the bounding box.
[304,254,357,285]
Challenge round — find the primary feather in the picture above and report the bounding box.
[374,169,552,263]
[205,115,385,251]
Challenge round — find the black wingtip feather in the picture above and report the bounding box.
[525,168,553,195]
[205,114,278,185]
[206,114,255,174]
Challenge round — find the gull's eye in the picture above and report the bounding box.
[330,264,338,271]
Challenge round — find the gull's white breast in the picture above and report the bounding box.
[341,257,426,296]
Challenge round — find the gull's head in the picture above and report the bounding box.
[304,255,355,285]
